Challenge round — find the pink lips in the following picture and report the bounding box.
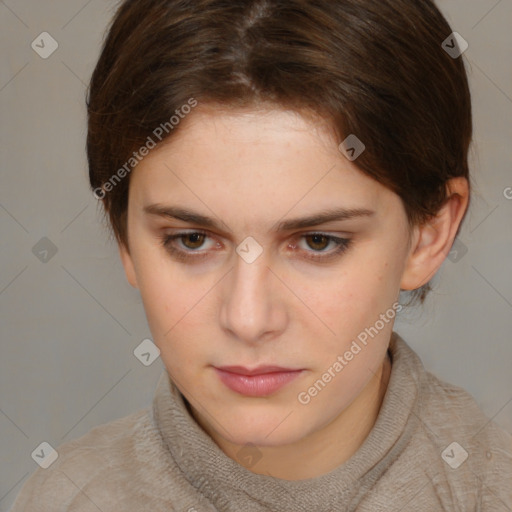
[214,365,304,397]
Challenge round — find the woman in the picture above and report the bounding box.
[11,0,512,510]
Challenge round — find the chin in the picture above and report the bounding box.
[221,417,309,448]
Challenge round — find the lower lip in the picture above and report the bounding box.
[214,368,303,397]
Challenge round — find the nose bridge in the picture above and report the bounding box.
[220,246,281,341]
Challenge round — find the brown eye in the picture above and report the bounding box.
[180,233,206,250]
[304,234,330,252]
[294,233,352,262]
[160,230,351,265]
[159,230,214,263]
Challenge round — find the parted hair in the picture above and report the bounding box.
[86,0,473,304]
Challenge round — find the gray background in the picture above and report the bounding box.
[1,0,511,509]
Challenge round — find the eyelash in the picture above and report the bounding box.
[159,230,352,263]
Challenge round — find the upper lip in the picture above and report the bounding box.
[215,365,302,376]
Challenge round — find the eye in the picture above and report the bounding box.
[173,232,208,250]
[302,234,338,252]
[159,230,216,262]
[159,231,352,263]
[292,233,352,262]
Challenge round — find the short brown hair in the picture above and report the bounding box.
[87,0,472,304]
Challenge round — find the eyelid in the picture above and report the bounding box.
[159,229,352,263]
[161,228,352,243]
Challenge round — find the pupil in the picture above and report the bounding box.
[186,233,203,248]
[310,235,327,250]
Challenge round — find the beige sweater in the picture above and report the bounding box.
[10,332,512,511]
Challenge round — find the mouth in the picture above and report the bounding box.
[213,365,305,397]
[216,365,301,375]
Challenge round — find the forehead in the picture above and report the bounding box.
[129,106,399,220]
[151,105,340,164]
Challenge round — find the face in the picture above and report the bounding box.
[120,105,417,448]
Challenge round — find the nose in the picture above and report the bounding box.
[219,248,287,345]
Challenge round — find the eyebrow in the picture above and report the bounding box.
[143,204,375,232]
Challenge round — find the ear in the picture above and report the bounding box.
[400,177,469,290]
[118,242,139,289]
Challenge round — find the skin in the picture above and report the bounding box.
[118,105,469,480]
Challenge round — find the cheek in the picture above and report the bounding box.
[298,257,400,359]
[141,279,194,338]
[133,254,215,367]
[139,279,204,374]
[131,248,186,333]
[300,264,380,329]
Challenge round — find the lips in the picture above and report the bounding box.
[213,365,304,397]
[216,365,299,376]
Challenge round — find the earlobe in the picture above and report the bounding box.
[118,242,139,289]
[400,177,469,291]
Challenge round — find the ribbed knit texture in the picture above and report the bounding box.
[10,332,512,511]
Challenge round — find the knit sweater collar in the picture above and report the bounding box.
[152,332,424,512]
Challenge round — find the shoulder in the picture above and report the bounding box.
[417,369,512,509]
[389,334,512,509]
[9,407,171,512]
[420,368,511,445]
